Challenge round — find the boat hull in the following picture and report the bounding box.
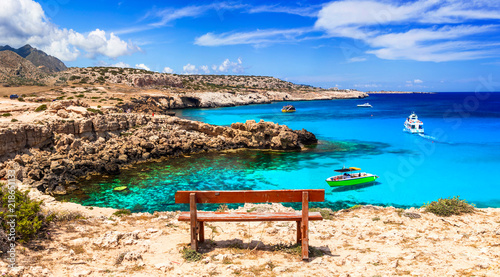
[326,175,378,187]
[281,110,296,113]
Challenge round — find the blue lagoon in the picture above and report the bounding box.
[58,93,500,212]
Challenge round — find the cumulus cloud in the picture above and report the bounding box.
[163,67,174,73]
[217,58,244,73]
[135,64,151,71]
[182,63,198,74]
[199,65,210,74]
[414,79,423,84]
[113,62,131,68]
[182,59,244,75]
[0,0,139,61]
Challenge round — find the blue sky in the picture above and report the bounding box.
[2,0,500,92]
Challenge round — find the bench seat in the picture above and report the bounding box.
[178,211,323,222]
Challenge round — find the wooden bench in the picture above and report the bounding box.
[175,189,325,260]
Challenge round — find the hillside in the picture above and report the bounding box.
[0,51,46,85]
[52,67,332,93]
[0,44,67,73]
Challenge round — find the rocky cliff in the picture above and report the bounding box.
[0,114,317,194]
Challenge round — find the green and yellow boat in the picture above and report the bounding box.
[326,167,378,187]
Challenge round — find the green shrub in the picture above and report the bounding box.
[86,108,103,115]
[35,104,47,112]
[1,113,12,117]
[310,208,334,220]
[17,98,25,102]
[422,196,475,217]
[180,247,203,262]
[112,209,131,217]
[0,186,53,243]
[11,119,18,122]
[76,94,85,98]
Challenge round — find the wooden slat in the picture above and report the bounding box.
[178,212,323,222]
[175,190,325,204]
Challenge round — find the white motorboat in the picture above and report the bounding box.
[404,113,424,133]
[357,103,372,108]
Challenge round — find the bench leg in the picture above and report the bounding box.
[302,191,309,261]
[190,193,198,251]
[296,221,302,244]
[199,221,205,243]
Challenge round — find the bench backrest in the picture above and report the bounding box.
[175,189,325,204]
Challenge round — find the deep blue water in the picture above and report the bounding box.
[58,92,500,212]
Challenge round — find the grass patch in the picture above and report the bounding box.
[180,247,203,262]
[422,196,476,217]
[310,208,334,220]
[1,113,12,117]
[112,209,131,217]
[87,108,103,115]
[216,204,229,212]
[35,104,47,112]
[11,119,18,122]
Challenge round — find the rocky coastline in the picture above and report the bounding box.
[367,90,436,94]
[0,112,317,195]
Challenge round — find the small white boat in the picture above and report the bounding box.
[404,112,424,134]
[357,103,372,108]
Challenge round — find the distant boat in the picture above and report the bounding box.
[404,112,424,134]
[326,167,378,187]
[357,103,372,108]
[281,105,296,113]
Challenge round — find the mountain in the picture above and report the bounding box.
[0,44,67,73]
[0,51,46,84]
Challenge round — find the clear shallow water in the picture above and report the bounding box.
[58,93,500,212]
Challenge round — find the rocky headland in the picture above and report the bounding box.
[0,109,317,195]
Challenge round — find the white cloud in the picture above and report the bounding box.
[135,64,151,71]
[217,58,244,73]
[182,63,198,74]
[195,28,312,47]
[414,79,423,84]
[199,65,210,74]
[348,57,367,63]
[163,67,174,73]
[113,62,130,68]
[0,0,138,61]
[182,59,244,75]
[247,4,320,17]
[314,0,500,62]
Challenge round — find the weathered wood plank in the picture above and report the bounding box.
[190,193,198,251]
[175,190,325,204]
[178,212,323,222]
[302,191,309,261]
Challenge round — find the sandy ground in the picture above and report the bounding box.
[1,183,499,277]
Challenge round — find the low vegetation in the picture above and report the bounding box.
[35,104,47,112]
[180,247,203,262]
[422,196,476,217]
[0,185,53,243]
[112,209,132,217]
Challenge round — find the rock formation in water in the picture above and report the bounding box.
[0,113,317,195]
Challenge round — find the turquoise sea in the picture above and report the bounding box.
[58,92,500,212]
